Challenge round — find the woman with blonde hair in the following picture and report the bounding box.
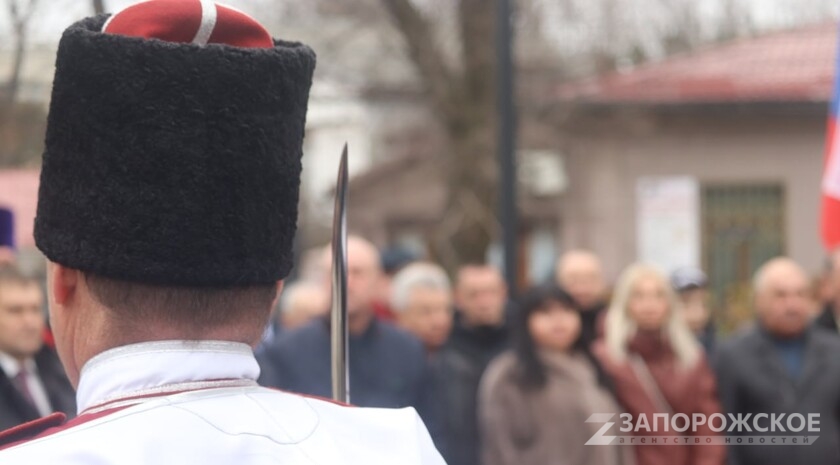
[592,264,724,465]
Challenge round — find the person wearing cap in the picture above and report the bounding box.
[671,267,716,353]
[0,1,444,463]
[374,245,419,322]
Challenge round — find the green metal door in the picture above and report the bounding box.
[702,184,785,332]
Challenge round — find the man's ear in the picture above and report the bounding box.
[51,262,80,306]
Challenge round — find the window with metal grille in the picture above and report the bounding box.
[701,184,786,332]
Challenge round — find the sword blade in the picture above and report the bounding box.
[330,144,349,403]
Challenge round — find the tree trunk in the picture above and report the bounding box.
[3,0,38,106]
[433,122,498,269]
[441,0,499,267]
[4,22,26,106]
[381,0,500,271]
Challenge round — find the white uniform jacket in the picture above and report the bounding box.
[0,340,446,464]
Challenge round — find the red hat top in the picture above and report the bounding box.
[102,0,273,48]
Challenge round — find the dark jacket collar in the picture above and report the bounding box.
[753,325,826,389]
[319,312,380,344]
[449,304,512,349]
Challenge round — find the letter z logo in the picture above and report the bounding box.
[586,414,617,445]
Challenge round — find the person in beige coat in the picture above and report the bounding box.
[479,285,633,465]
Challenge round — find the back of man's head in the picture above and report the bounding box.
[33,0,315,388]
[83,273,277,343]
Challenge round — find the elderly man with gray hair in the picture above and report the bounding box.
[391,262,454,354]
[715,257,840,465]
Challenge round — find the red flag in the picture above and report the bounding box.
[821,30,840,250]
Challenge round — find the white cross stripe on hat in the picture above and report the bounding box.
[192,0,217,45]
[101,0,215,41]
[98,0,273,48]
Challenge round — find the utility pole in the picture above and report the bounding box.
[496,0,518,297]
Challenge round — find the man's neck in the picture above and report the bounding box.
[579,300,605,313]
[763,325,808,343]
[348,310,375,336]
[461,315,501,329]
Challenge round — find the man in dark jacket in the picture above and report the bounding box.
[716,258,840,465]
[0,265,75,430]
[257,236,442,446]
[436,264,511,465]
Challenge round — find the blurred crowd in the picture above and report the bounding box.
[4,220,840,464]
[253,235,840,465]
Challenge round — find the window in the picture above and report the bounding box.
[702,184,785,331]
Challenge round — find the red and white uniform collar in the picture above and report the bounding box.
[76,340,259,414]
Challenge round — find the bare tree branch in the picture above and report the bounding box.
[375,0,502,265]
[3,0,40,105]
[379,0,455,117]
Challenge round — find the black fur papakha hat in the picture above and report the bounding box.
[35,0,316,286]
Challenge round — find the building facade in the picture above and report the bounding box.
[555,22,834,326]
